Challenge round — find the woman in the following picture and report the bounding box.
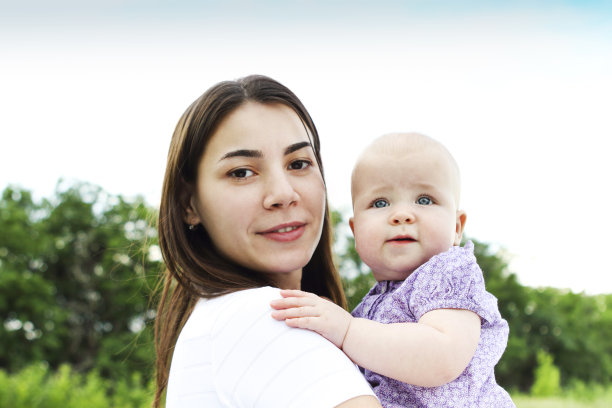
[153,75,380,407]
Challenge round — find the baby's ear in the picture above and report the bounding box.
[454,210,467,245]
[349,217,355,235]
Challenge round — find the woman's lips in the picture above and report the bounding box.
[258,222,306,242]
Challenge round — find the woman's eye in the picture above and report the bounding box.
[229,168,254,179]
[289,160,311,170]
[372,199,389,208]
[416,196,433,205]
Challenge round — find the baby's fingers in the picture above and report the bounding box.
[270,296,313,310]
[279,289,319,299]
[270,306,319,321]
[285,317,317,330]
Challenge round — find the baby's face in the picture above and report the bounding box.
[350,143,464,281]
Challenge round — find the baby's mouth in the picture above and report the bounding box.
[388,235,416,243]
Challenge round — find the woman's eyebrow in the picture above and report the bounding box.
[219,142,312,162]
[219,149,263,161]
[285,141,311,155]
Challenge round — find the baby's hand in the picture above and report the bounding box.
[270,289,352,349]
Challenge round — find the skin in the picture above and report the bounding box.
[349,133,465,281]
[186,101,381,407]
[271,133,481,388]
[185,102,326,289]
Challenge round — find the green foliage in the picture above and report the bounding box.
[343,272,378,312]
[531,350,561,397]
[469,240,612,391]
[563,379,607,402]
[512,394,612,408]
[0,363,153,408]
[513,383,612,407]
[471,239,534,389]
[0,182,159,381]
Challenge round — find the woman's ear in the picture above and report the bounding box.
[183,194,202,227]
[454,210,467,245]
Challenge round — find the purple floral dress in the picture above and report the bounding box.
[352,241,515,408]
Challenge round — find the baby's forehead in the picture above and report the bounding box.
[365,133,446,157]
[355,136,457,173]
[351,133,462,202]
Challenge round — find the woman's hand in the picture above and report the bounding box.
[270,289,353,349]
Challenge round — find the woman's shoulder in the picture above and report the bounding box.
[177,287,377,407]
[198,286,281,321]
[180,287,281,340]
[206,286,280,305]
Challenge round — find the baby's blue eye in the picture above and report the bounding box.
[416,196,433,205]
[373,199,389,208]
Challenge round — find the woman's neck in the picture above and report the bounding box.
[267,269,302,290]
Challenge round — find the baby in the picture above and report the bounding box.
[271,133,515,407]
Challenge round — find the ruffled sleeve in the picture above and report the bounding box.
[403,241,500,324]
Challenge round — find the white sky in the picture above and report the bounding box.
[1,1,611,294]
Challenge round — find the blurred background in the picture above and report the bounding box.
[1,1,611,406]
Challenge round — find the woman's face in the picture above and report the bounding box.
[186,102,326,288]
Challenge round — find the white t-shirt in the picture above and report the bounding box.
[166,287,375,407]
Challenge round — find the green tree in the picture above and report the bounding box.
[548,291,612,385]
[0,182,160,380]
[530,350,561,396]
[0,187,68,371]
[471,239,533,389]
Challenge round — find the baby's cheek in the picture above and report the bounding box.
[354,238,377,267]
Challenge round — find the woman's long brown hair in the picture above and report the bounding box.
[152,75,346,407]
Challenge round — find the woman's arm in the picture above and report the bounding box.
[271,289,481,387]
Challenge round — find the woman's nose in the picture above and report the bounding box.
[263,173,299,209]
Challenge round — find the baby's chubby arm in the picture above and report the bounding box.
[342,308,481,387]
[271,290,481,388]
[270,289,352,349]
